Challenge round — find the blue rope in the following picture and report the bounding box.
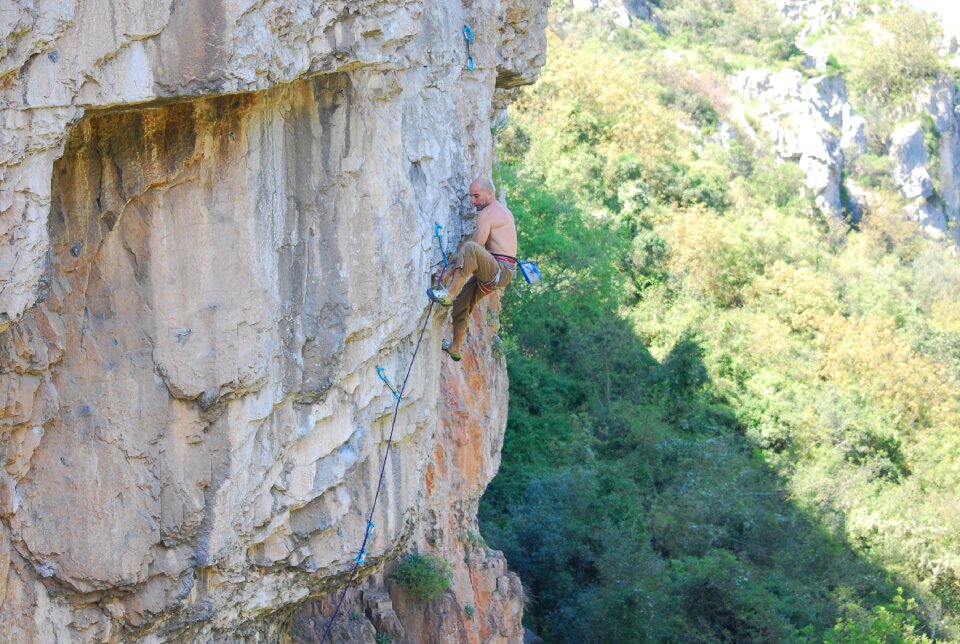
[319,239,449,642]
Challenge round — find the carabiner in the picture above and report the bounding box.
[434,223,449,267]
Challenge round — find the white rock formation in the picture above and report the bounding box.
[891,122,935,200]
[916,79,960,244]
[889,120,947,237]
[774,0,861,35]
[730,68,864,216]
[567,0,662,30]
[0,0,548,641]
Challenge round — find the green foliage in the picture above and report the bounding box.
[746,157,809,209]
[826,53,842,73]
[481,6,960,643]
[458,531,486,549]
[851,152,896,189]
[464,604,476,620]
[660,0,802,65]
[374,632,392,644]
[838,10,944,105]
[392,554,453,602]
[659,84,720,132]
[922,113,942,187]
[826,588,934,643]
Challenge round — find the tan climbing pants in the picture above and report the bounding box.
[451,241,515,349]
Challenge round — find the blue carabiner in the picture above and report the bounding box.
[463,24,475,72]
[434,223,449,267]
[376,366,402,402]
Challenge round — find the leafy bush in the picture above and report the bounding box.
[851,152,896,189]
[840,10,944,105]
[392,554,453,602]
[660,0,800,63]
[825,588,933,643]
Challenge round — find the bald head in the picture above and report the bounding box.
[469,178,496,210]
[471,177,495,193]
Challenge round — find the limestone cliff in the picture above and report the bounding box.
[0,1,547,641]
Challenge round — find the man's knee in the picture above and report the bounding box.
[461,241,482,261]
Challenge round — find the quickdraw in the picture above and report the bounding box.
[318,227,450,643]
[463,24,475,71]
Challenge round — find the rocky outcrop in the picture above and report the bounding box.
[729,68,864,217]
[774,0,860,35]
[912,80,960,244]
[876,78,960,244]
[888,120,948,237]
[565,0,662,30]
[0,1,547,641]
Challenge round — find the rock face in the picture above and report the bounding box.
[774,0,860,35]
[729,68,862,217]
[566,0,661,30]
[0,1,547,641]
[909,80,960,244]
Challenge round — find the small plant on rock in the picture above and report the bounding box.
[393,553,453,602]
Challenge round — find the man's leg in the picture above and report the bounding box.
[445,267,466,300]
[447,242,496,298]
[450,277,486,355]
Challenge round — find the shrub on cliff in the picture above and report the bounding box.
[838,9,944,105]
[392,554,453,602]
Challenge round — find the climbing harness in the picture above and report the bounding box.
[463,24,475,71]
[478,254,519,295]
[318,226,450,644]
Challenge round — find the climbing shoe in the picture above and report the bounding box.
[427,288,452,306]
[441,339,462,362]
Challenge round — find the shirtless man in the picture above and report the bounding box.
[427,177,518,361]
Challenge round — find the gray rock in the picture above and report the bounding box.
[890,122,933,200]
[906,200,949,239]
[774,0,862,36]
[0,0,548,641]
[729,69,860,217]
[841,105,868,154]
[568,0,664,31]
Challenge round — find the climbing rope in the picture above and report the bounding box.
[463,24,475,71]
[319,228,449,643]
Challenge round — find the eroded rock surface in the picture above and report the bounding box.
[0,0,548,641]
[729,68,858,217]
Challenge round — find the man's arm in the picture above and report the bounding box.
[472,210,493,247]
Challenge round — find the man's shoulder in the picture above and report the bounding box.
[483,200,513,220]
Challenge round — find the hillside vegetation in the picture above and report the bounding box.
[479,1,960,641]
